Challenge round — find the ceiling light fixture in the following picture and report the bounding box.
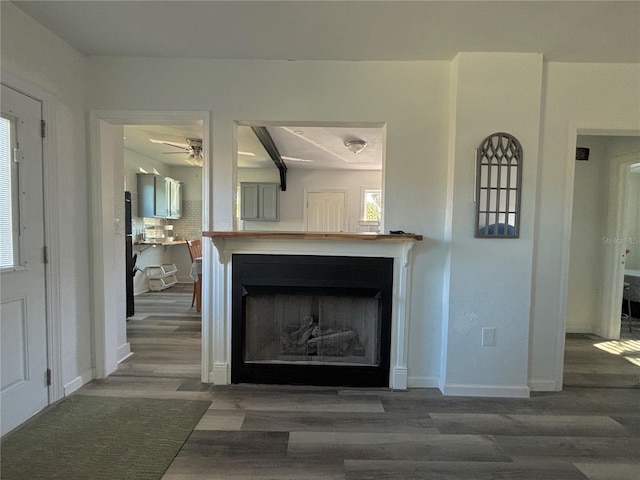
[345,139,367,154]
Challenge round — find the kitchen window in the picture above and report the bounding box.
[361,188,382,225]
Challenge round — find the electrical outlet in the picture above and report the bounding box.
[482,327,496,346]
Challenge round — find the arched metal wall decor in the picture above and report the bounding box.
[474,132,522,238]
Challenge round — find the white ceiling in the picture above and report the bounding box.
[239,124,384,170]
[12,1,640,63]
[123,124,204,167]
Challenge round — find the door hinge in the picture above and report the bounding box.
[13,147,22,163]
[43,245,48,264]
[41,120,46,138]
[46,369,52,386]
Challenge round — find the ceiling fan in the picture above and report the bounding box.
[150,137,203,166]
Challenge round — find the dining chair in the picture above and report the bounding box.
[186,239,202,310]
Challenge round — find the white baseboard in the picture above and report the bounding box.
[565,326,595,334]
[63,369,93,396]
[528,379,560,391]
[441,383,530,398]
[117,342,132,363]
[407,376,440,388]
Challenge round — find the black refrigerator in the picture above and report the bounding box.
[125,191,135,317]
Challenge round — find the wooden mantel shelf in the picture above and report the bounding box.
[203,231,423,241]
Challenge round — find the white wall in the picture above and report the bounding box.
[1,3,92,391]
[87,57,450,387]
[238,167,382,232]
[124,148,171,194]
[85,55,640,394]
[566,137,610,332]
[442,53,543,397]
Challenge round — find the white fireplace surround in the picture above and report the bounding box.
[207,232,421,389]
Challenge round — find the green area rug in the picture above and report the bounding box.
[1,395,210,480]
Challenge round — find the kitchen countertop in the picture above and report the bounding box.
[135,240,187,246]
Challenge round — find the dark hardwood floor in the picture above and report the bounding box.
[73,285,639,479]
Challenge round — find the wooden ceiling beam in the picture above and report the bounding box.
[251,126,287,191]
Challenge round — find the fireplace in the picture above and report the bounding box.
[232,254,393,387]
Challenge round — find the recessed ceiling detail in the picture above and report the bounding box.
[237,125,383,171]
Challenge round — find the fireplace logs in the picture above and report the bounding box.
[281,315,365,357]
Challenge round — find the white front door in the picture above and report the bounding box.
[1,84,48,435]
[306,191,347,232]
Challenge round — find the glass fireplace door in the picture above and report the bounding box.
[244,294,381,367]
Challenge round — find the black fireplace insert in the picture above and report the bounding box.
[231,254,393,387]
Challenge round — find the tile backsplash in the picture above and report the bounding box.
[130,192,202,242]
[171,199,202,241]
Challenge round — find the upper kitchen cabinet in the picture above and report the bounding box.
[137,173,183,219]
[166,177,183,219]
[240,182,279,221]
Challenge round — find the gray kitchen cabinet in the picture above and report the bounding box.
[167,177,183,219]
[240,182,279,221]
[137,173,182,219]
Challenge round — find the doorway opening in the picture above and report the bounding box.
[120,124,204,378]
[563,134,640,388]
[90,111,209,381]
[235,122,385,233]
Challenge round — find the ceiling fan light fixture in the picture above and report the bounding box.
[345,139,367,154]
[186,155,203,167]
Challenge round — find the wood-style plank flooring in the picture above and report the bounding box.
[115,283,201,379]
[75,286,640,479]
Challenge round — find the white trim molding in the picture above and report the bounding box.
[117,342,133,364]
[442,383,530,398]
[408,376,440,389]
[63,369,94,396]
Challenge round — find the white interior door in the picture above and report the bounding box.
[1,84,48,435]
[306,191,347,232]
